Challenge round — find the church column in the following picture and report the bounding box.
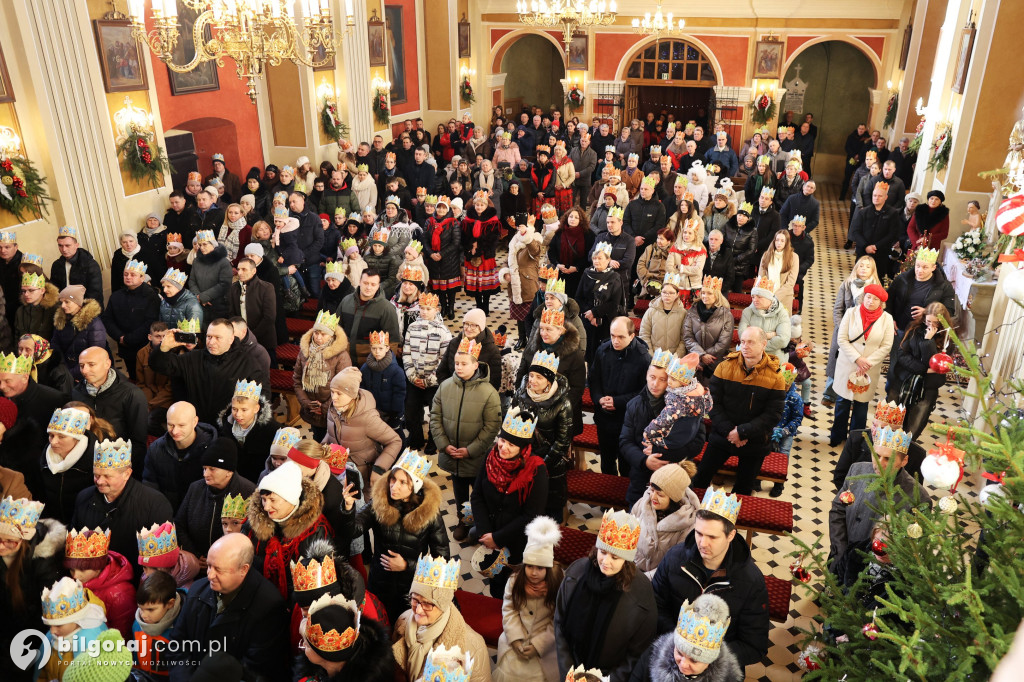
[341,0,374,144]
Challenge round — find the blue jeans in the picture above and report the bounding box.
[831,397,868,443]
[798,378,812,404]
[304,262,323,297]
[776,434,794,457]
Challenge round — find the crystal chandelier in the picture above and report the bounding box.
[515,1,618,50]
[631,3,685,37]
[127,0,354,103]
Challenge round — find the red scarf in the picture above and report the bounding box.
[858,302,884,339]
[430,216,452,252]
[560,221,585,264]
[485,446,544,503]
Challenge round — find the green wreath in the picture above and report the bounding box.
[373,88,390,126]
[320,100,350,145]
[459,78,476,105]
[750,93,776,125]
[926,125,953,172]
[116,131,173,188]
[883,91,899,130]
[0,155,53,222]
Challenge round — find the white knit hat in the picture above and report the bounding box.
[521,516,562,568]
[259,460,303,506]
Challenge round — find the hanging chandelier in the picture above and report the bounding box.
[631,4,684,37]
[127,0,353,103]
[515,1,618,50]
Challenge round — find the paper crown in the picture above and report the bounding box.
[21,271,46,289]
[540,308,565,327]
[628,153,639,161]
[234,379,262,402]
[702,275,723,293]
[272,427,303,451]
[594,242,614,258]
[0,496,44,540]
[424,194,438,205]
[472,190,489,205]
[531,350,560,375]
[472,545,510,579]
[413,554,460,591]
[418,292,439,308]
[161,268,188,289]
[456,337,482,359]
[422,644,475,682]
[305,594,360,654]
[760,186,776,199]
[539,265,558,281]
[385,151,397,161]
[42,577,88,623]
[334,207,347,218]
[675,175,689,187]
[650,145,662,154]
[58,225,79,240]
[94,438,132,472]
[873,400,907,429]
[535,145,550,155]
[501,131,512,140]
[66,527,110,560]
[493,329,508,347]
[208,177,224,188]
[751,275,776,296]
[874,181,889,193]
[385,194,401,207]
[608,206,625,222]
[565,665,610,682]
[790,215,807,227]
[604,145,616,153]
[408,239,423,253]
[779,362,798,386]
[281,165,295,174]
[123,259,148,276]
[273,191,288,203]
[641,175,657,189]
[211,152,225,162]
[176,317,201,333]
[356,163,369,173]
[738,201,754,215]
[606,168,621,179]
[187,171,202,182]
[325,261,345,277]
[369,330,390,346]
[394,448,432,482]
[340,237,358,253]
[663,272,682,289]
[221,493,247,520]
[0,230,15,244]
[876,424,912,455]
[668,354,698,383]
[48,407,90,437]
[400,266,423,282]
[137,522,179,566]
[273,205,289,218]
[786,158,803,170]
[22,253,43,266]
[675,599,728,656]
[323,443,350,474]
[370,228,390,244]
[651,347,673,369]
[315,310,340,330]
[165,232,183,246]
[682,191,695,203]
[916,247,939,265]
[0,352,32,375]
[700,486,741,525]
[195,229,216,243]
[596,510,641,561]
[547,277,567,296]
[291,552,338,594]
[500,406,537,442]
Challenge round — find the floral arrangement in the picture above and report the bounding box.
[749,92,776,125]
[908,116,926,153]
[320,98,350,145]
[459,76,475,105]
[0,153,52,222]
[372,87,390,126]
[116,129,172,188]
[926,122,953,172]
[952,227,987,261]
[566,85,584,112]
[883,90,899,130]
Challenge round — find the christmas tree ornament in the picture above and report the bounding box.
[789,559,811,583]
[921,434,966,491]
[839,491,855,505]
[870,539,888,558]
[938,495,958,514]
[796,641,825,671]
[862,622,880,640]
[995,192,1024,237]
[929,353,954,374]
[907,522,923,538]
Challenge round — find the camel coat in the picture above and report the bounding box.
[757,250,800,315]
[393,605,492,682]
[495,577,559,682]
[638,297,688,356]
[292,327,352,427]
[833,306,895,403]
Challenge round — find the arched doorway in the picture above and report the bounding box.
[500,34,566,116]
[165,117,242,189]
[621,38,718,128]
[781,41,875,179]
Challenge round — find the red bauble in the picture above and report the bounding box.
[789,562,811,583]
[16,189,27,197]
[862,622,879,640]
[929,353,953,374]
[871,539,888,557]
[11,176,23,188]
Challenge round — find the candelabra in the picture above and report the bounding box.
[630,3,684,37]
[515,0,617,49]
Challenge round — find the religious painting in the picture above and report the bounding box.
[385,4,407,105]
[951,20,977,95]
[368,11,386,67]
[753,39,783,79]
[311,42,335,72]
[899,23,913,71]
[458,18,471,59]
[168,0,220,96]
[0,45,13,104]
[568,34,587,70]
[93,19,149,93]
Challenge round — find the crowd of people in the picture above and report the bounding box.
[0,104,961,682]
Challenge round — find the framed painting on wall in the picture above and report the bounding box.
[368,11,386,67]
[899,23,913,71]
[951,19,977,95]
[93,19,149,93]
[384,4,407,105]
[0,45,13,104]
[752,39,783,79]
[311,42,335,72]
[168,0,220,95]
[458,17,471,59]
[568,34,587,70]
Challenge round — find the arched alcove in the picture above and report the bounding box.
[165,117,241,189]
[500,34,566,114]
[618,37,719,125]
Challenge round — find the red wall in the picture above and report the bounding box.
[387,0,421,116]
[595,34,749,86]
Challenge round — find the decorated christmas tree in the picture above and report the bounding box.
[791,303,1024,680]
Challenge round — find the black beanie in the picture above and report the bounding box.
[201,437,239,472]
[927,189,945,202]
[192,653,243,682]
[246,166,262,182]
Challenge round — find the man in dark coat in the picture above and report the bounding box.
[750,190,781,265]
[101,260,161,381]
[175,438,256,557]
[889,136,918,189]
[50,226,104,305]
[243,243,286,352]
[833,421,926,491]
[289,191,326,297]
[167,533,289,681]
[778,179,821,232]
[588,317,652,476]
[337,269,401,366]
[72,347,149,472]
[623,179,668,256]
[204,153,244,203]
[194,189,226,236]
[163,191,200,246]
[569,134,598,205]
[228,258,277,360]
[405,147,437,196]
[788,218,815,308]
[142,401,218,510]
[840,124,869,200]
[435,307,502,391]
[150,319,269,424]
[865,161,907,209]
[849,182,901,278]
[0,232,23,328]
[652,504,770,669]
[702,229,735,295]
[1,366,65,497]
[885,253,956,331]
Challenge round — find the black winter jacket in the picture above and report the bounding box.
[702,246,736,294]
[72,477,174,568]
[435,326,503,391]
[49,248,104,306]
[290,617,395,682]
[885,269,956,330]
[71,370,149,471]
[175,472,257,556]
[142,422,218,510]
[39,433,98,524]
[101,283,161,350]
[723,217,758,279]
[849,203,900,260]
[516,323,587,435]
[471,448,549,562]
[216,396,279,483]
[623,197,668,244]
[588,336,652,417]
[750,207,781,258]
[336,288,402,365]
[575,267,624,323]
[293,207,325,266]
[512,374,574,478]
[778,191,821,232]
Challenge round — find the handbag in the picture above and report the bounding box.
[897,374,925,406]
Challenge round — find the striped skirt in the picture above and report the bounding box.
[464,258,500,293]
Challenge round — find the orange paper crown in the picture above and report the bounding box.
[539,265,558,281]
[65,527,111,559]
[418,292,439,308]
[369,331,389,346]
[456,337,482,359]
[595,510,641,560]
[540,309,565,327]
[292,555,338,592]
[875,182,890,193]
[306,622,358,652]
[400,266,424,282]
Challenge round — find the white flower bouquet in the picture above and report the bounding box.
[952,228,987,261]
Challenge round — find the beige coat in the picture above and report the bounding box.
[639,297,688,356]
[292,327,352,427]
[553,159,576,189]
[631,486,702,577]
[323,389,402,492]
[834,306,895,403]
[758,250,800,315]
[393,606,492,682]
[494,577,559,682]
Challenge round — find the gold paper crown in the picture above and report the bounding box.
[651,347,673,368]
[394,448,432,481]
[675,599,728,654]
[535,145,550,155]
[916,248,939,265]
[786,158,803,170]
[94,438,132,472]
[41,577,88,623]
[700,486,741,525]
[21,272,46,289]
[221,493,247,520]
[596,510,641,556]
[325,261,345,275]
[65,527,111,559]
[422,644,475,682]
[738,201,754,214]
[187,171,202,182]
[702,275,722,292]
[456,337,481,359]
[675,175,689,187]
[683,191,695,203]
[124,259,148,276]
[315,310,340,330]
[760,187,776,199]
[385,151,396,162]
[369,330,390,346]
[324,443,349,472]
[356,163,369,173]
[594,241,614,257]
[0,496,44,540]
[873,400,907,429]
[408,239,423,252]
[531,350,560,375]
[305,594,360,652]
[547,277,566,295]
[176,317,201,333]
[0,352,32,375]
[291,554,338,592]
[294,180,308,194]
[472,190,489,204]
[370,228,390,243]
[22,253,43,266]
[606,168,621,179]
[137,522,179,562]
[607,206,624,220]
[234,379,262,401]
[165,232,182,245]
[874,182,890,193]
[47,407,90,437]
[418,292,439,308]
[539,265,558,281]
[401,266,423,282]
[663,272,682,288]
[751,275,776,295]
[341,237,358,252]
[641,175,657,189]
[334,207,347,217]
[162,268,188,288]
[413,554,460,590]
[540,308,565,327]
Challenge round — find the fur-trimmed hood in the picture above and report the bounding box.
[53,299,102,331]
[246,477,325,541]
[217,393,275,430]
[298,325,350,359]
[31,518,67,559]
[370,474,443,534]
[196,243,229,264]
[648,631,742,682]
[28,283,61,309]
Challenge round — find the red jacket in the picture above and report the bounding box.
[84,550,137,639]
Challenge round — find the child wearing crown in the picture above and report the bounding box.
[636,228,673,299]
[40,576,110,681]
[463,192,502,315]
[506,212,550,345]
[364,229,401,299]
[402,294,453,454]
[392,266,425,335]
[360,332,406,433]
[768,363,805,497]
[723,201,759,280]
[578,239,627,361]
[320,254,355,314]
[63,527,136,638]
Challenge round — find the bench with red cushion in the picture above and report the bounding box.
[729,293,753,309]
[565,469,629,510]
[300,298,320,315]
[286,317,314,338]
[269,368,293,392]
[731,308,742,323]
[147,434,157,447]
[554,526,597,566]
[692,450,788,483]
[455,589,504,647]
[633,298,650,315]
[276,343,300,367]
[631,317,641,334]
[571,423,601,468]
[765,574,793,623]
[582,387,594,412]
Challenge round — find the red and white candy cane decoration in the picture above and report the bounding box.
[996,192,1024,236]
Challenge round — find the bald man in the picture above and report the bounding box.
[71,346,149,470]
[168,533,289,681]
[142,401,219,509]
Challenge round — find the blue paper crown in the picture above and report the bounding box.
[272,427,302,451]
[94,438,132,471]
[124,259,148,275]
[41,577,87,623]
[531,350,560,375]
[700,486,741,525]
[422,644,474,682]
[594,242,614,257]
[47,407,90,437]
[137,522,179,562]
[500,408,537,441]
[876,425,912,455]
[22,253,43,266]
[162,268,188,288]
[0,496,44,539]
[58,225,79,239]
[651,347,673,369]
[195,229,216,243]
[668,355,697,383]
[212,152,225,162]
[675,600,728,652]
[394,448,432,482]
[663,272,682,288]
[413,554,460,590]
[0,230,16,244]
[234,379,262,401]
